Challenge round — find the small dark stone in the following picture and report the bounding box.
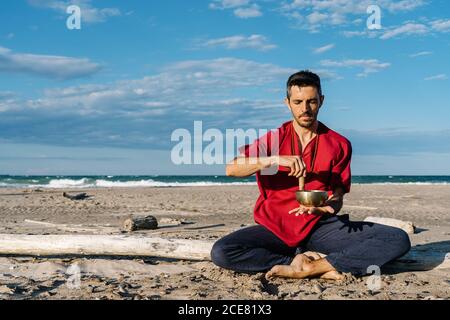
[117,285,128,294]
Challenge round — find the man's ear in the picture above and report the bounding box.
[319,95,325,108]
[284,98,291,111]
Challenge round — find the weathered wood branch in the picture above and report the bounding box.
[63,192,91,201]
[123,215,158,232]
[0,233,447,271]
[0,234,212,261]
[364,216,416,234]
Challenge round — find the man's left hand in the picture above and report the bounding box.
[289,188,345,217]
[289,204,335,216]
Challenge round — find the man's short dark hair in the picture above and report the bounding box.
[286,70,322,99]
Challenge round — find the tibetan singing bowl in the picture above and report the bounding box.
[295,190,328,207]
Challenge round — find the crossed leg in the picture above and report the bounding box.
[211,217,410,280]
[266,215,411,280]
[266,251,344,281]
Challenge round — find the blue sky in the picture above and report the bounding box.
[0,0,449,175]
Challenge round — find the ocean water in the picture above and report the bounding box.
[0,175,449,189]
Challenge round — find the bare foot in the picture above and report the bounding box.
[303,251,326,260]
[320,270,345,281]
[266,252,344,281]
[302,251,344,281]
[266,254,312,280]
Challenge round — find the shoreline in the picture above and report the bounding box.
[1,182,450,191]
[1,175,450,190]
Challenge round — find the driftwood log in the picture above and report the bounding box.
[364,216,416,234]
[123,215,158,232]
[63,192,90,201]
[0,234,447,270]
[0,234,212,261]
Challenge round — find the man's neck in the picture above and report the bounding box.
[292,120,319,141]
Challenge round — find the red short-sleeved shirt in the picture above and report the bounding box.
[240,121,352,247]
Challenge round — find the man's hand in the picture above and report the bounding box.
[288,188,345,217]
[288,201,335,217]
[270,156,307,178]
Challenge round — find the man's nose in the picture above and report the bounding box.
[300,102,311,112]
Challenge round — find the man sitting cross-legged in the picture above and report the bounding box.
[211,70,411,280]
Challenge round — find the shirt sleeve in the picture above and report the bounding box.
[238,131,271,158]
[330,140,352,194]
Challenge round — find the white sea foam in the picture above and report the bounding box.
[47,178,95,188]
[0,178,449,189]
[353,182,450,186]
[7,178,257,188]
[95,179,256,188]
[95,179,161,187]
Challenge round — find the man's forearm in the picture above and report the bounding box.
[226,156,273,177]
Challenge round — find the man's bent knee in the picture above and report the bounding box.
[394,229,411,258]
[383,226,411,259]
[210,240,234,270]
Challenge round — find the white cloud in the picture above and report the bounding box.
[313,43,335,54]
[409,51,433,58]
[342,30,373,38]
[209,0,251,9]
[0,91,15,100]
[320,58,390,77]
[380,22,428,39]
[430,19,450,32]
[0,58,299,147]
[306,11,328,24]
[345,18,450,40]
[0,46,102,79]
[200,34,277,51]
[281,0,426,32]
[234,4,262,18]
[28,0,121,23]
[380,19,450,40]
[162,58,294,87]
[209,0,262,18]
[312,69,342,81]
[210,0,431,29]
[424,74,448,81]
[383,0,426,11]
[0,91,19,112]
[285,0,425,12]
[0,56,347,148]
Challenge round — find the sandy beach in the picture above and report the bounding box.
[0,184,449,300]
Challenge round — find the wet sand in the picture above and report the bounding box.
[0,185,449,300]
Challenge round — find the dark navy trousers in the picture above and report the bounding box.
[211,214,411,276]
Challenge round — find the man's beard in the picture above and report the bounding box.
[295,112,317,128]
